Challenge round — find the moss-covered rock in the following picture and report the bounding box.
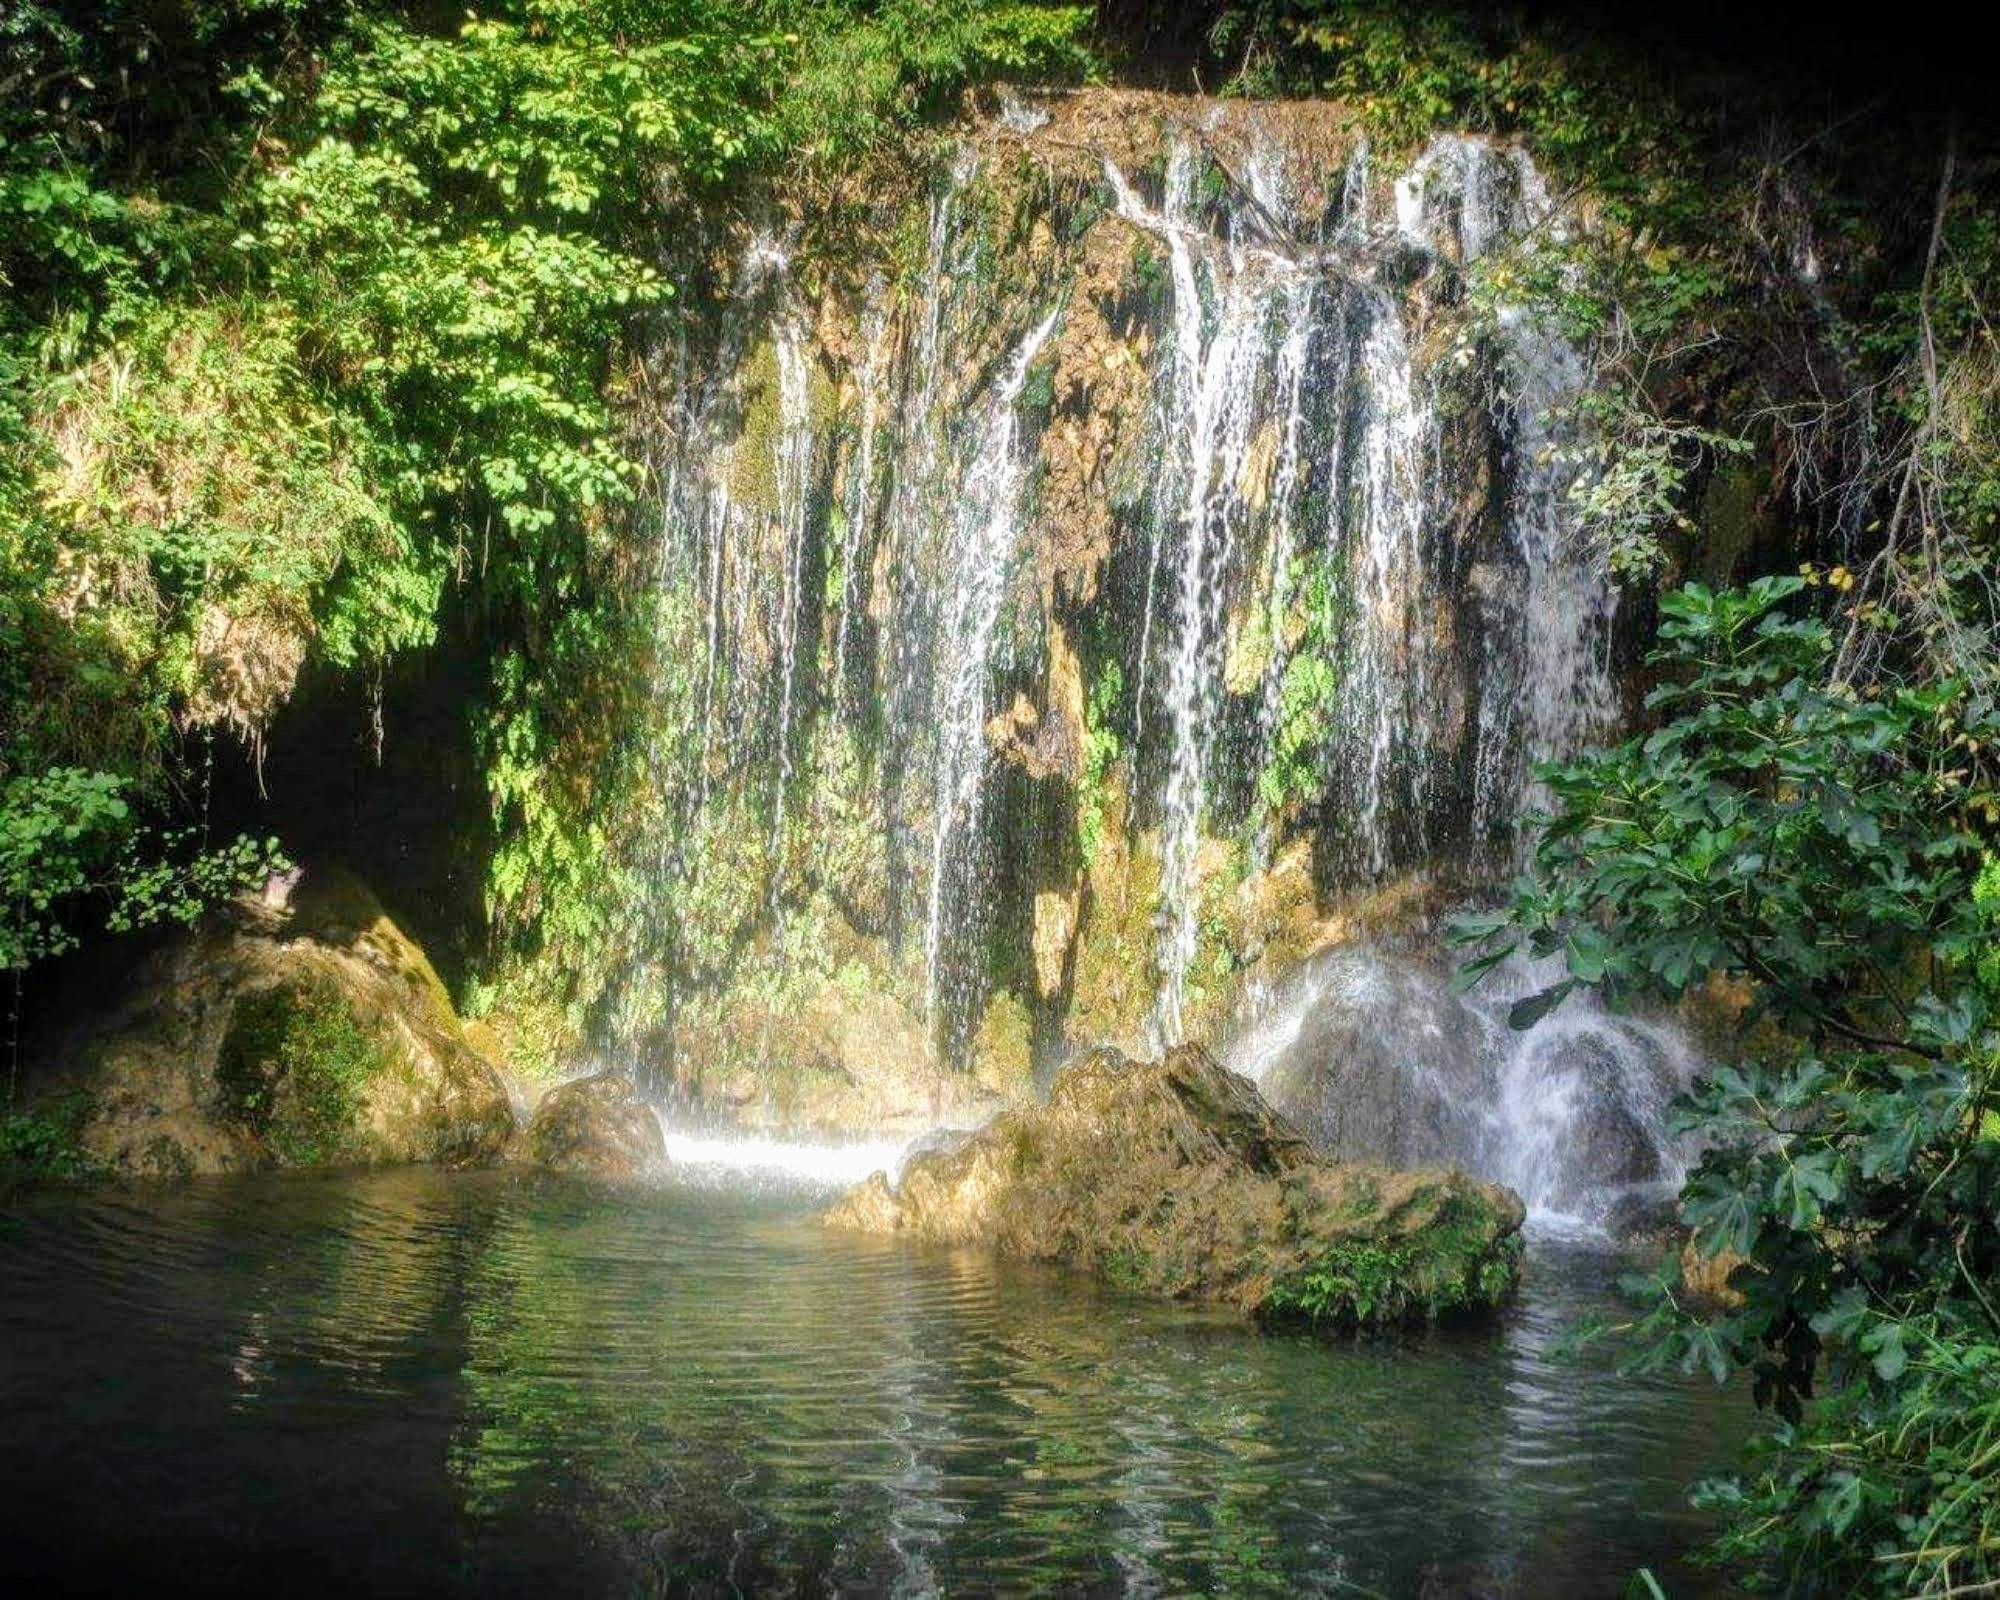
[35,866,517,1179]
[826,1042,1524,1329]
[215,980,396,1167]
[520,1073,665,1179]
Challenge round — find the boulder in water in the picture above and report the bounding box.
[1248,950,1495,1170]
[522,1074,666,1180]
[38,868,517,1179]
[1235,946,1700,1226]
[826,1044,1524,1329]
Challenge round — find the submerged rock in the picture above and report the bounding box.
[520,1074,665,1180]
[38,867,516,1179]
[826,1044,1524,1329]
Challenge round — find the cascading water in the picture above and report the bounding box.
[1247,268,1318,867]
[834,287,889,723]
[1106,141,1331,1043]
[767,305,817,891]
[1327,291,1437,875]
[618,100,1690,1192]
[921,307,1062,1030]
[1394,135,1623,841]
[1226,945,1699,1229]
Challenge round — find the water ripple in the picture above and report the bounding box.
[0,1168,1744,1596]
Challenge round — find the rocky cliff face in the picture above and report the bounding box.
[562,88,1641,1117]
[827,1041,1525,1328]
[37,869,516,1179]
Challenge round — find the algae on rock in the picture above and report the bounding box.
[36,868,517,1179]
[826,1042,1524,1329]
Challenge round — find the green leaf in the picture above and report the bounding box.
[1507,981,1575,1031]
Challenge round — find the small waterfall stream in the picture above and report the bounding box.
[1106,143,1324,1043]
[1227,946,1699,1228]
[1393,136,1623,840]
[922,306,1062,1028]
[656,1124,918,1192]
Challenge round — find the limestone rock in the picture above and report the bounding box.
[521,1074,665,1180]
[1032,885,1079,1003]
[827,1043,1524,1329]
[40,867,516,1179]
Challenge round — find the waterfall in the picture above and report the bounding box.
[1227,945,1699,1230]
[877,154,977,960]
[1326,290,1436,876]
[617,103,1663,1137]
[767,305,816,888]
[1395,135,1621,844]
[1248,270,1319,866]
[921,307,1061,1031]
[834,286,889,723]
[1107,141,1324,1044]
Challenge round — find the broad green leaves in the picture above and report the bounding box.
[1456,578,2000,1595]
[0,768,279,970]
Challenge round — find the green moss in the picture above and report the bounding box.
[1075,658,1124,858]
[0,1093,101,1192]
[1262,1195,1522,1330]
[1102,1243,1154,1291]
[217,981,391,1166]
[1129,238,1168,299]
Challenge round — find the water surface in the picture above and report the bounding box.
[0,1166,1742,1596]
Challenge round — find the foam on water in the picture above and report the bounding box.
[1227,942,1700,1233]
[658,1125,916,1191]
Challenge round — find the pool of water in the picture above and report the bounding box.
[0,1164,1744,1596]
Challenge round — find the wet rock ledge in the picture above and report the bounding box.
[827,1044,1525,1331]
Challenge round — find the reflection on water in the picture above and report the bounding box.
[0,1168,1743,1595]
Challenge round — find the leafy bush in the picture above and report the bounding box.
[0,1094,100,1188]
[1456,577,2000,1595]
[0,768,278,972]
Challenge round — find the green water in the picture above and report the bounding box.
[0,1166,1744,1595]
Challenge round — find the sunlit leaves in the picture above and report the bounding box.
[1457,576,2000,1593]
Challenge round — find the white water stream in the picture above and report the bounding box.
[1227,946,1699,1229]
[656,1124,917,1191]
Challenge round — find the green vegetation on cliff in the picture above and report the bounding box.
[5,6,1997,1583]
[0,0,1093,1018]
